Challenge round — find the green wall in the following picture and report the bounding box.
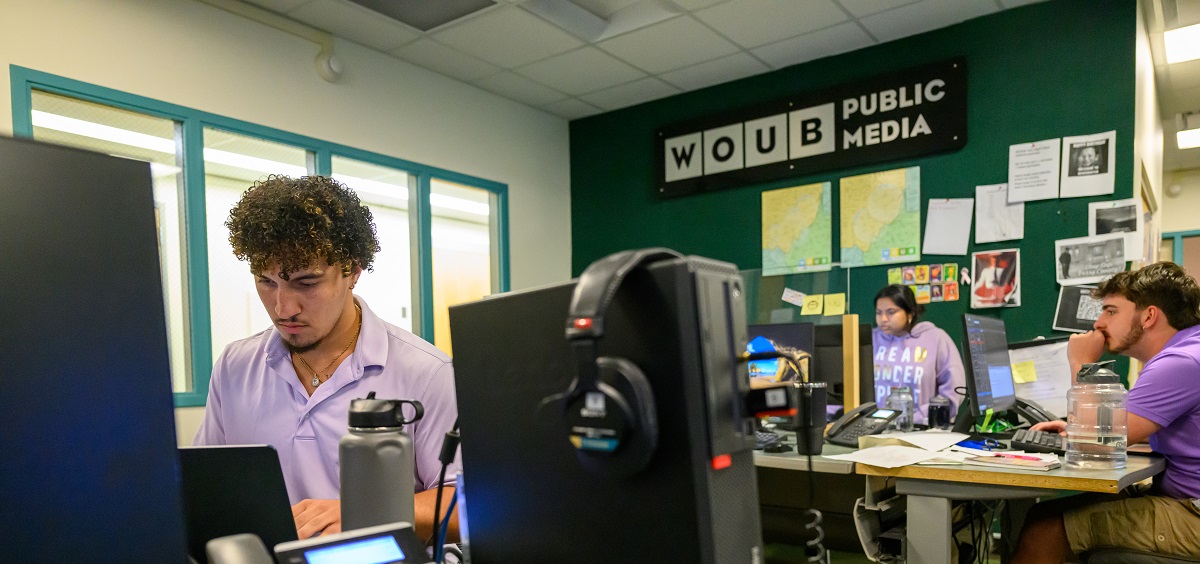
[569,0,1137,350]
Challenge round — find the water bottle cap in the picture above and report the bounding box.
[347,395,425,428]
[1076,361,1121,384]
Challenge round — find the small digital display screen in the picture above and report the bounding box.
[305,536,404,564]
[870,409,895,418]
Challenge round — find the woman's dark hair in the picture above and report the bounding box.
[874,284,924,330]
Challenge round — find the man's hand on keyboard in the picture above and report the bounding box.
[1030,420,1066,436]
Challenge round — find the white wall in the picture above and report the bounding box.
[1135,0,1163,227]
[0,0,572,443]
[1163,169,1200,232]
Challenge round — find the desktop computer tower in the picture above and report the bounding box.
[449,253,763,564]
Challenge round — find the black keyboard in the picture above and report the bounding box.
[1010,428,1066,455]
[755,430,781,450]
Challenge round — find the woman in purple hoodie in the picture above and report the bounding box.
[872,284,966,425]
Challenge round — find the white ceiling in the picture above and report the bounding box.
[238,0,1044,120]
[1146,0,1200,172]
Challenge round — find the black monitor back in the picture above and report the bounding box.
[813,323,874,407]
[0,136,187,561]
[450,256,762,564]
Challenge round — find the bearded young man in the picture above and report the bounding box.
[1013,262,1200,562]
[193,175,459,542]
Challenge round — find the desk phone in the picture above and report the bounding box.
[825,402,900,447]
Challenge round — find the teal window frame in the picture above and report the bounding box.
[10,65,510,407]
[1162,230,1200,265]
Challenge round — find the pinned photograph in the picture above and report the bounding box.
[1055,233,1126,285]
[1089,198,1143,260]
[944,281,960,302]
[915,264,930,284]
[971,249,1020,308]
[931,284,945,302]
[1060,131,1116,198]
[915,284,932,304]
[944,263,959,284]
[930,263,944,283]
[902,266,916,284]
[1054,285,1102,333]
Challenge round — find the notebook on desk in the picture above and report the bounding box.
[178,445,298,563]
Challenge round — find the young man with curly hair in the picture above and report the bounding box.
[1013,262,1200,562]
[193,175,459,542]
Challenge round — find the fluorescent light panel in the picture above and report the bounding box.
[1178,128,1200,150]
[32,110,488,216]
[1165,22,1200,64]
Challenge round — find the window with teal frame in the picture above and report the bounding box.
[10,65,510,407]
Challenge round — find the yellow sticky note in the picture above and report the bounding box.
[801,294,824,316]
[1011,360,1037,383]
[823,293,846,316]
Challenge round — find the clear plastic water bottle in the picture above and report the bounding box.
[886,386,915,432]
[1066,362,1127,469]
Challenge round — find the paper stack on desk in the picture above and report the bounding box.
[824,431,973,468]
[824,445,945,468]
[857,431,968,452]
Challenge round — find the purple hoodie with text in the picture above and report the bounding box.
[872,321,966,425]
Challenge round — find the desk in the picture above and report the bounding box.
[857,455,1167,564]
[754,443,858,474]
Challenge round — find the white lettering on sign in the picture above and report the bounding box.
[788,103,835,160]
[703,123,744,175]
[744,114,788,168]
[664,132,702,182]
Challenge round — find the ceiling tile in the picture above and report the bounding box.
[289,0,420,52]
[242,0,314,12]
[580,77,680,111]
[672,0,728,10]
[431,6,584,67]
[834,0,920,18]
[390,39,501,82]
[998,0,1048,8]
[695,0,848,49]
[572,0,642,19]
[859,0,999,44]
[597,16,740,73]
[659,53,768,91]
[751,21,873,69]
[515,47,645,95]
[542,98,605,119]
[475,71,570,106]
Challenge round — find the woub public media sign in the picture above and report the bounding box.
[655,58,967,199]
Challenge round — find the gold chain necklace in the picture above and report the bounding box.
[295,303,361,388]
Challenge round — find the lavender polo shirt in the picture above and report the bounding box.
[1127,323,1200,500]
[194,297,461,505]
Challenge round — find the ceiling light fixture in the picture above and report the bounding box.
[1165,22,1200,64]
[1178,111,1200,150]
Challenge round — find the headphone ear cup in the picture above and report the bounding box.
[560,357,658,479]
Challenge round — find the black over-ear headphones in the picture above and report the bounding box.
[555,247,682,479]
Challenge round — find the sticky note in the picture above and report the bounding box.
[801,294,824,316]
[823,293,846,316]
[1011,360,1037,383]
[887,268,903,285]
[781,287,806,307]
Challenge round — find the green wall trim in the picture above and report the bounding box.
[569,0,1138,352]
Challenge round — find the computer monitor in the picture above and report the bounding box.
[960,314,1017,417]
[814,323,874,412]
[449,254,763,563]
[0,136,187,562]
[746,323,815,382]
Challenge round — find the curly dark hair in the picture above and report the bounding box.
[1094,262,1200,330]
[226,175,379,279]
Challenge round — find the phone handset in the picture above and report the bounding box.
[826,402,878,437]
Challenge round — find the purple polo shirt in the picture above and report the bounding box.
[194,297,461,505]
[1127,323,1200,499]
